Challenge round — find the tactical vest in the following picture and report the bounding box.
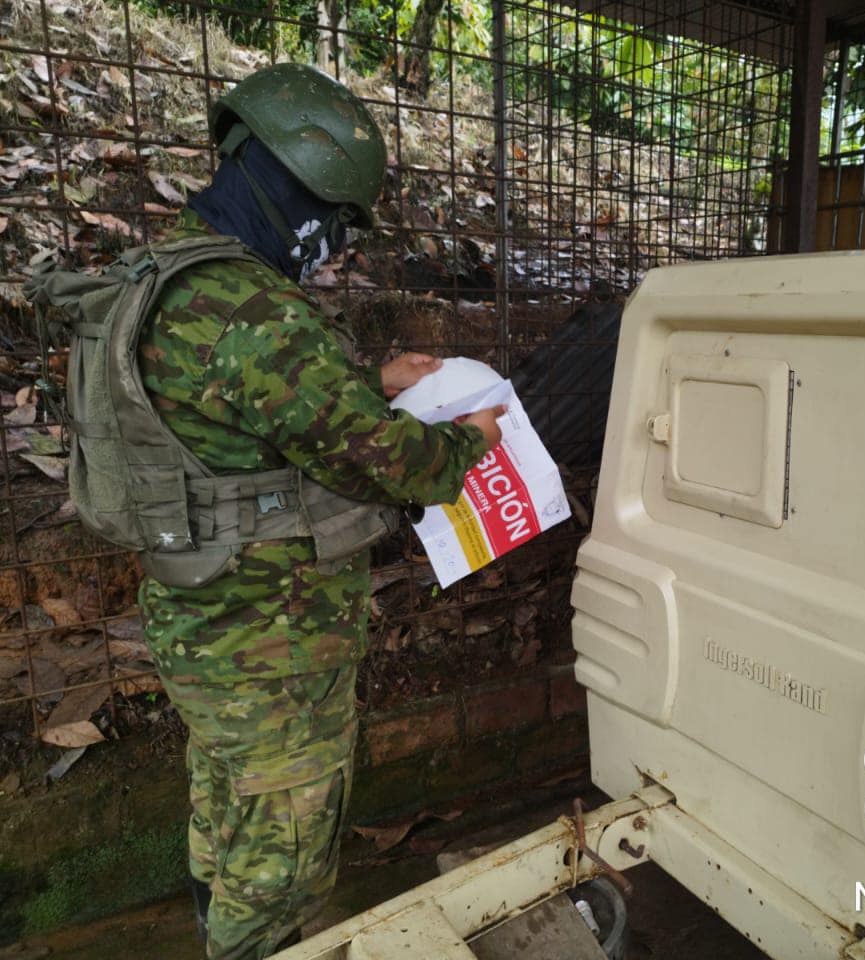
[24,235,399,588]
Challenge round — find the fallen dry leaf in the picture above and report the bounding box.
[12,657,66,701]
[147,169,184,204]
[105,613,143,641]
[31,55,51,83]
[171,171,207,191]
[54,60,74,81]
[516,635,542,667]
[61,77,100,98]
[15,386,35,406]
[309,266,339,287]
[164,146,204,158]
[352,820,414,851]
[108,637,151,661]
[114,670,163,696]
[99,140,138,167]
[348,273,378,289]
[106,65,129,88]
[0,771,21,796]
[24,634,104,677]
[40,597,81,626]
[55,498,77,520]
[382,625,407,653]
[29,93,69,117]
[78,175,100,199]
[79,209,135,237]
[41,719,104,748]
[352,808,462,852]
[19,453,67,482]
[143,201,176,215]
[0,655,24,680]
[513,602,537,627]
[418,236,438,258]
[20,429,64,456]
[464,615,507,637]
[45,678,111,729]
[2,430,29,453]
[4,403,37,426]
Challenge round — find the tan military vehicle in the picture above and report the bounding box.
[279,253,865,960]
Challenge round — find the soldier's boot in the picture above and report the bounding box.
[189,876,212,943]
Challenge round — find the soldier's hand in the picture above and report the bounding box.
[380,352,443,399]
[458,404,507,449]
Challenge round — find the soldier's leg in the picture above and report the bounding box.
[207,755,352,959]
[188,738,229,883]
[187,739,228,937]
[162,664,357,960]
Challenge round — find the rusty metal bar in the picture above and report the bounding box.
[784,0,827,253]
[0,671,157,710]
[572,797,634,898]
[493,0,510,374]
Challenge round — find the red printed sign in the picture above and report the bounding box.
[463,444,541,557]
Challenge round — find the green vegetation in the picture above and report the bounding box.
[120,0,793,180]
[20,824,187,935]
[823,42,865,157]
[0,861,26,945]
[524,14,790,168]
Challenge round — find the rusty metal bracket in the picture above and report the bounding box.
[558,811,581,888]
[572,798,634,898]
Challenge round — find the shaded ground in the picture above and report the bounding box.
[3,788,766,960]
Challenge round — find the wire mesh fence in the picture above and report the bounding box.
[805,37,865,251]
[0,0,805,747]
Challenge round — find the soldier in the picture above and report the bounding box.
[136,64,504,959]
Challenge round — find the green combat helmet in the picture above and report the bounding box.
[211,63,386,259]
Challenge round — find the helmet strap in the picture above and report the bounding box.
[217,123,354,276]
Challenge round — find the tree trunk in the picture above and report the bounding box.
[402,0,446,96]
[316,0,346,76]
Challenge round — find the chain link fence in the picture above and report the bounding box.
[0,0,798,752]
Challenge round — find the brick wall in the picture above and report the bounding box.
[350,663,588,822]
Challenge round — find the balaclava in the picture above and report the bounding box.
[189,133,348,281]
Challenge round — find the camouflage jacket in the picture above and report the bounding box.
[138,210,487,683]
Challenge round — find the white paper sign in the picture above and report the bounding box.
[391,359,571,588]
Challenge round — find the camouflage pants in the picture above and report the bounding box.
[161,664,358,960]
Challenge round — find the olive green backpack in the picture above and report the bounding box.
[24,236,398,588]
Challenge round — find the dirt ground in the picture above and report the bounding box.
[2,789,766,960]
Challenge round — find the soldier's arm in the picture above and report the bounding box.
[351,353,443,399]
[207,289,489,506]
[355,362,384,396]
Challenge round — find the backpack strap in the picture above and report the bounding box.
[187,467,310,543]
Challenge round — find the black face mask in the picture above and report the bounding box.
[189,135,348,281]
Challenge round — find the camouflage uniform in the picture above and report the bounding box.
[138,210,487,959]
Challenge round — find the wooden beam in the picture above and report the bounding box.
[783,0,827,253]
